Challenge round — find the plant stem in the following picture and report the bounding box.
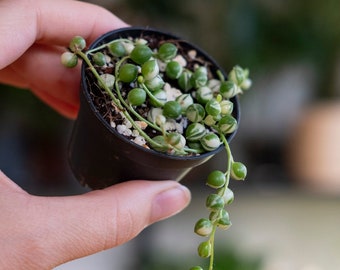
[216,69,226,82]
[76,51,123,109]
[140,82,165,107]
[77,50,165,149]
[206,133,233,270]
[85,38,133,55]
[208,225,217,270]
[127,104,162,132]
[220,133,234,191]
[182,147,202,154]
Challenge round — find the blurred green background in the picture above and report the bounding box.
[1,0,340,269]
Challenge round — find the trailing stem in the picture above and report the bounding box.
[62,34,251,270]
[76,50,165,150]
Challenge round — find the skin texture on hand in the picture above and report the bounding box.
[0,0,192,269]
[0,171,191,269]
[0,0,127,119]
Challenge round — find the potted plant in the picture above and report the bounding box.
[61,27,251,270]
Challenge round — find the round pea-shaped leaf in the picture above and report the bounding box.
[197,241,212,258]
[69,36,86,52]
[205,99,221,117]
[108,41,126,57]
[186,103,205,123]
[219,81,241,99]
[206,170,226,189]
[206,194,224,212]
[229,65,245,85]
[187,141,205,154]
[61,52,78,68]
[191,66,208,88]
[194,218,213,237]
[127,88,146,106]
[118,63,138,83]
[178,69,193,92]
[217,209,232,230]
[223,188,234,205]
[158,42,178,61]
[166,133,186,150]
[200,133,221,152]
[149,89,167,107]
[203,115,216,127]
[218,115,238,134]
[231,161,247,180]
[209,210,219,222]
[166,61,183,79]
[163,100,182,119]
[185,123,206,142]
[93,52,106,66]
[144,75,165,91]
[176,94,194,112]
[152,135,168,152]
[196,86,213,105]
[130,44,152,65]
[220,100,234,115]
[141,59,159,81]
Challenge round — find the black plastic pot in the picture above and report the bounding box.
[68,27,240,189]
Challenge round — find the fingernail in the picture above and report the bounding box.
[151,184,191,222]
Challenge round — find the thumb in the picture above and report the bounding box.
[0,171,191,269]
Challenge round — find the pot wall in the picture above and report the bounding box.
[68,27,240,189]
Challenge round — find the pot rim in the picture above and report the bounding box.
[80,26,240,161]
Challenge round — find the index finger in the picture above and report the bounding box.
[35,0,128,45]
[0,0,128,69]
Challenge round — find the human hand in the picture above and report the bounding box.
[0,1,191,269]
[0,0,128,119]
[0,171,191,269]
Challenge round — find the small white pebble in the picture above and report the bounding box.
[157,59,167,72]
[135,38,148,45]
[188,50,197,59]
[132,136,146,146]
[125,129,133,136]
[135,121,148,130]
[164,83,181,101]
[163,119,177,131]
[163,83,171,92]
[175,122,184,134]
[117,124,126,134]
[117,124,132,136]
[173,54,187,67]
[123,118,133,129]
[132,130,140,137]
[179,116,188,130]
[104,55,111,64]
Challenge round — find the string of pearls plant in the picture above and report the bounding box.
[61,34,251,270]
